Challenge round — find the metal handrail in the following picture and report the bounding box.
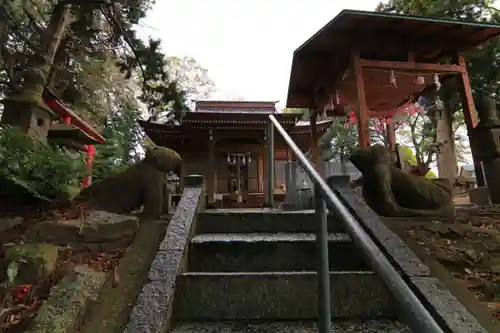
[267,115,444,333]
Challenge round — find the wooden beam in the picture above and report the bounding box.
[352,51,370,148]
[358,59,463,73]
[454,53,485,187]
[455,55,478,128]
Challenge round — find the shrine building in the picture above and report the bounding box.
[139,100,332,208]
[286,9,500,184]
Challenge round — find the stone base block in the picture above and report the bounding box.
[469,187,492,206]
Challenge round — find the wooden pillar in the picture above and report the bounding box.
[352,51,370,147]
[455,53,485,186]
[262,143,269,203]
[179,163,185,194]
[207,130,215,206]
[310,112,321,174]
[386,122,396,151]
[257,154,263,193]
[236,155,241,192]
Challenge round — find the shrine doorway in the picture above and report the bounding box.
[226,153,251,193]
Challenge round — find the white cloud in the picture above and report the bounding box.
[136,1,380,106]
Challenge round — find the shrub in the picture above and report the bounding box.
[0,126,87,202]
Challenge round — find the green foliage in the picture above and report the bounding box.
[92,98,145,181]
[283,108,310,121]
[0,0,189,124]
[320,118,358,162]
[0,126,86,201]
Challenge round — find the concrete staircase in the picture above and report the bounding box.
[168,210,412,332]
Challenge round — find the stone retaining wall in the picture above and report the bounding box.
[334,186,500,333]
[122,174,205,333]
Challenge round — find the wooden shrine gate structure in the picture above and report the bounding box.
[286,10,500,185]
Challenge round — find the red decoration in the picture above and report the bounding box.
[343,101,425,139]
[82,144,95,188]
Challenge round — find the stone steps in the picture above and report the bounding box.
[172,272,395,320]
[169,320,412,332]
[187,233,369,272]
[196,210,345,234]
[169,210,409,332]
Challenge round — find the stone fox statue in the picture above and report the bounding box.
[74,146,182,219]
[349,144,454,218]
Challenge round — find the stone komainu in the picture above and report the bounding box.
[349,144,454,218]
[75,146,182,218]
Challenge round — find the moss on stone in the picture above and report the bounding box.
[80,221,167,333]
[1,90,56,118]
[25,265,107,333]
[144,146,182,174]
[3,243,59,284]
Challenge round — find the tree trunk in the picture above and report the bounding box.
[436,103,457,178]
[23,2,72,96]
[1,2,72,139]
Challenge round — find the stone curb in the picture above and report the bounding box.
[335,187,430,277]
[123,178,204,333]
[334,187,492,333]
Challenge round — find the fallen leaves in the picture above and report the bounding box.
[0,246,125,332]
[403,206,500,320]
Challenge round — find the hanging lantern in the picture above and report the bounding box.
[435,97,444,109]
[390,70,397,88]
[433,74,441,90]
[418,96,427,106]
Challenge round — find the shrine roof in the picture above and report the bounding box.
[43,90,105,144]
[290,118,333,135]
[139,114,331,141]
[286,10,500,109]
[48,124,100,145]
[195,100,278,111]
[182,111,299,124]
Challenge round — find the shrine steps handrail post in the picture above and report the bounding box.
[267,114,444,333]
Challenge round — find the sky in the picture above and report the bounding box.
[136,0,381,107]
